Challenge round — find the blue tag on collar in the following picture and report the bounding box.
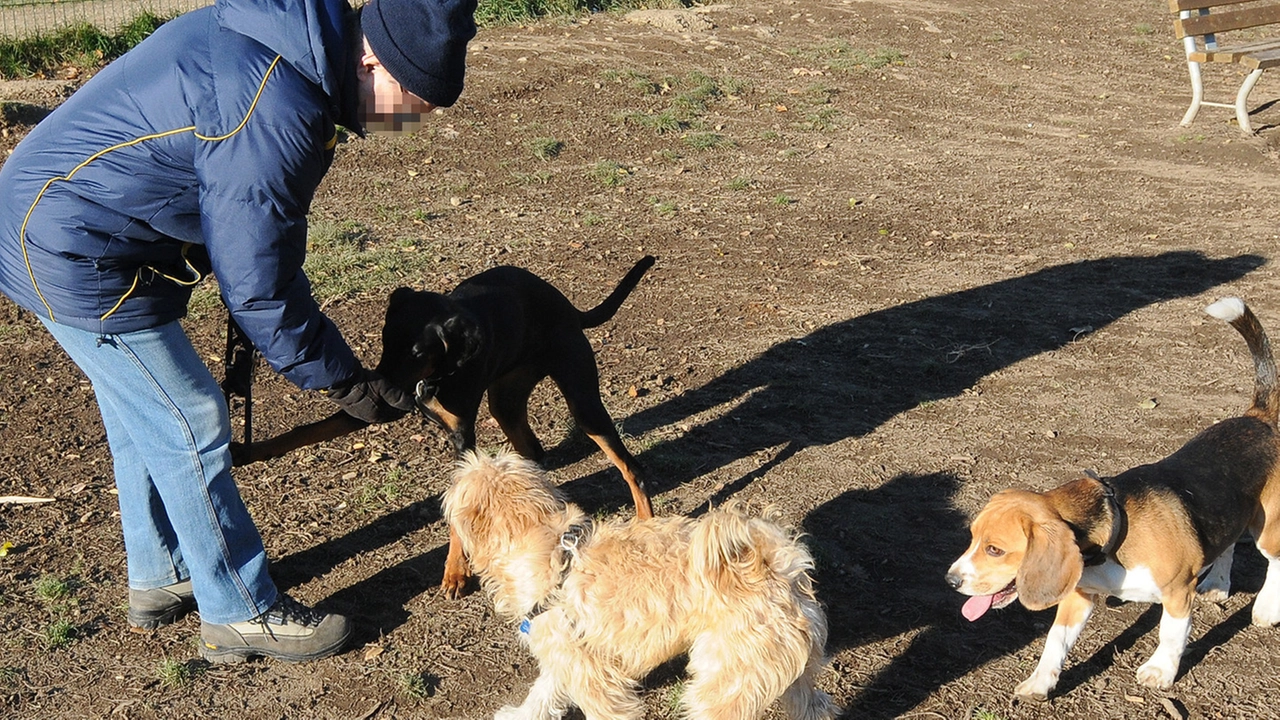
[519,618,531,635]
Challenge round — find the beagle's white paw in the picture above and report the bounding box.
[1014,672,1057,702]
[1135,660,1176,689]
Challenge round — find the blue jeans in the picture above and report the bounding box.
[41,319,276,624]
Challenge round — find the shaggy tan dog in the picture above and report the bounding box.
[442,449,841,720]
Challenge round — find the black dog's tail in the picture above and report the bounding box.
[580,255,656,328]
[1207,297,1280,426]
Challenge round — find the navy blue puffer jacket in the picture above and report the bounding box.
[0,0,364,390]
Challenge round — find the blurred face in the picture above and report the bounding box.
[357,37,437,133]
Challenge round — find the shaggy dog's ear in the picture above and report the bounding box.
[1016,516,1083,611]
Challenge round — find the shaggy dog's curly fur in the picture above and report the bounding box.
[443,450,841,720]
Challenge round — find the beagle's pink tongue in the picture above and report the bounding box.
[962,594,994,622]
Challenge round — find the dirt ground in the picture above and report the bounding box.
[5,0,1280,717]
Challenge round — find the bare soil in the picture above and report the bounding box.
[5,0,1280,718]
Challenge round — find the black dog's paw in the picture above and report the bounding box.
[229,441,250,466]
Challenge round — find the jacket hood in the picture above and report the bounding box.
[216,0,358,126]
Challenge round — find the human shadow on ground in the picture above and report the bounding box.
[0,102,53,127]
[553,251,1266,512]
[277,251,1264,638]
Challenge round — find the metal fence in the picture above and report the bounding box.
[0,0,209,39]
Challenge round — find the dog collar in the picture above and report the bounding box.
[519,519,595,635]
[1082,471,1127,566]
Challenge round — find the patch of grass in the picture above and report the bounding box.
[672,71,722,115]
[683,132,731,151]
[618,109,686,134]
[0,666,22,689]
[1135,22,1154,35]
[302,220,444,303]
[973,709,1007,720]
[34,575,71,604]
[651,199,678,218]
[580,212,604,227]
[310,219,372,250]
[529,137,565,161]
[726,176,755,190]
[1009,50,1031,63]
[800,107,840,131]
[800,41,906,71]
[772,194,796,206]
[157,658,201,688]
[651,148,681,164]
[42,619,76,650]
[613,70,744,139]
[355,469,406,511]
[601,68,660,94]
[591,160,628,188]
[513,170,554,185]
[397,671,438,700]
[0,12,168,79]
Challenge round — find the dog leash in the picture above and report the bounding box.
[221,306,257,446]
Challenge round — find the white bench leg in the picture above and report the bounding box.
[1182,60,1205,126]
[1235,68,1264,134]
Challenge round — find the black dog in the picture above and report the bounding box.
[236,256,656,597]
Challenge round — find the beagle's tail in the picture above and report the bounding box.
[1207,297,1280,424]
[579,255,656,328]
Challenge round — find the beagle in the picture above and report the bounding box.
[946,297,1280,700]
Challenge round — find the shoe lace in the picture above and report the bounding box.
[259,594,325,630]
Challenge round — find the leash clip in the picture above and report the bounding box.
[414,379,438,406]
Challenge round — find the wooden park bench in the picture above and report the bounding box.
[1172,0,1280,133]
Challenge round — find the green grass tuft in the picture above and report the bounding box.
[0,13,168,79]
[33,575,71,604]
[529,137,565,161]
[42,619,75,650]
[157,658,201,688]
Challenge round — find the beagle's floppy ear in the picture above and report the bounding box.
[1016,515,1083,611]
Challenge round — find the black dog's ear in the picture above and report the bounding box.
[440,313,482,369]
[388,287,415,310]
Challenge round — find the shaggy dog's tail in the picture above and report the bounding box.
[689,504,840,720]
[689,504,817,598]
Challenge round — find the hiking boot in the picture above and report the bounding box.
[128,579,196,630]
[199,594,352,664]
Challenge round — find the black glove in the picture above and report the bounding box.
[325,369,415,424]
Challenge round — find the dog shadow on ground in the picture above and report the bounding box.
[556,250,1265,509]
[802,470,1039,718]
[274,250,1263,645]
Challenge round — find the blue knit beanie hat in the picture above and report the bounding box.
[363,0,478,108]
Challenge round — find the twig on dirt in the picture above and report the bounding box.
[945,339,1001,363]
[0,495,54,505]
